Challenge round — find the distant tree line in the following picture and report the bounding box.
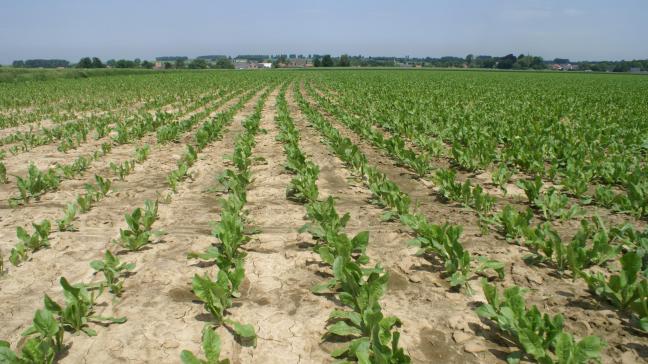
[76,57,106,68]
[235,55,270,62]
[106,58,154,69]
[184,58,234,69]
[309,54,545,69]
[12,59,70,68]
[9,54,648,73]
[70,57,154,69]
[196,55,227,60]
[155,56,187,62]
[312,54,350,67]
[464,54,546,70]
[577,59,648,72]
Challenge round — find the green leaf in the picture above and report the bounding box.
[202,326,221,363]
[20,338,55,364]
[477,257,505,279]
[449,271,467,287]
[43,295,62,314]
[82,327,97,337]
[226,320,256,339]
[180,350,204,364]
[311,278,337,294]
[475,304,497,319]
[16,227,30,243]
[329,310,362,328]
[351,231,369,248]
[0,342,18,364]
[555,332,574,363]
[327,321,362,337]
[330,346,350,359]
[621,252,641,280]
[317,246,334,265]
[33,309,59,337]
[90,260,105,271]
[640,317,648,332]
[518,330,545,360]
[576,335,605,360]
[505,351,522,364]
[354,339,371,364]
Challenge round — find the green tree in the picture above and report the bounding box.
[188,59,208,69]
[613,62,631,72]
[175,59,185,69]
[214,58,234,69]
[322,55,334,67]
[338,54,350,67]
[77,57,93,68]
[141,60,154,69]
[164,62,173,69]
[91,57,104,68]
[496,54,517,69]
[313,57,321,67]
[115,59,136,68]
[465,54,474,66]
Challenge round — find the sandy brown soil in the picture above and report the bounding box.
[0,89,266,362]
[54,88,268,363]
[213,87,333,363]
[0,90,226,184]
[0,90,251,272]
[0,90,240,209]
[0,96,157,140]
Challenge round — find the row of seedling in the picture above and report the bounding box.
[180,89,272,363]
[156,89,241,144]
[167,89,259,192]
[0,88,192,156]
[301,84,606,363]
[276,86,411,363]
[0,252,133,361]
[295,86,504,294]
[491,203,648,333]
[6,87,226,205]
[5,145,150,268]
[310,79,643,339]
[10,144,110,206]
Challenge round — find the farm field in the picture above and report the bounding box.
[0,69,647,364]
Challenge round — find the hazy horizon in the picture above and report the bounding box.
[1,0,646,65]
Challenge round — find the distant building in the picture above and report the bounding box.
[287,59,308,68]
[630,67,642,73]
[235,62,253,70]
[552,63,578,71]
[153,61,164,70]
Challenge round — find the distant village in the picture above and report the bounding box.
[153,55,313,70]
[150,54,648,73]
[8,54,648,73]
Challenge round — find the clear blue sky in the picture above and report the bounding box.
[1,0,646,64]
